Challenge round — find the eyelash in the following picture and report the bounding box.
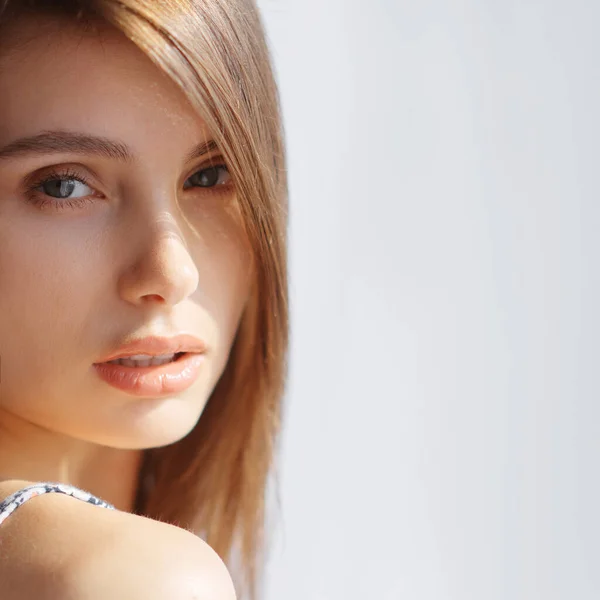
[25,163,232,212]
[25,168,94,211]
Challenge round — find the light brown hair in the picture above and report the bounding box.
[0,0,289,597]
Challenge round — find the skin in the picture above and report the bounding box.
[0,16,253,512]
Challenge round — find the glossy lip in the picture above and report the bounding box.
[92,352,206,397]
[94,334,207,363]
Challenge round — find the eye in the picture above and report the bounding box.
[183,165,231,190]
[37,177,94,199]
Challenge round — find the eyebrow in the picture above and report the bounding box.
[0,130,219,163]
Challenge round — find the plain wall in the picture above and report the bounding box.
[257,1,599,598]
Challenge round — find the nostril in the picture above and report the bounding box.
[143,294,166,304]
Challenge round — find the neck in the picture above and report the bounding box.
[0,409,144,512]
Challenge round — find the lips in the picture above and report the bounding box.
[106,353,183,367]
[93,352,205,397]
[95,334,207,364]
[91,334,207,397]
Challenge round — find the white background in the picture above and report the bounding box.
[256,1,599,599]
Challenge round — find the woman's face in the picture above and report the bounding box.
[0,17,253,448]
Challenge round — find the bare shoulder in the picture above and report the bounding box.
[0,479,236,600]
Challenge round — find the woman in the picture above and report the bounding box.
[0,0,288,598]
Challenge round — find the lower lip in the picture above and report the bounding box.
[92,353,205,397]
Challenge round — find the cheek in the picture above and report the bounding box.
[187,208,254,356]
[0,220,102,357]
[194,237,253,347]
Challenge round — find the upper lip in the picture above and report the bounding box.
[95,334,207,363]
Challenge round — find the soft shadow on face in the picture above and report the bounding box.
[0,16,253,449]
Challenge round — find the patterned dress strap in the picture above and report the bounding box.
[0,482,115,527]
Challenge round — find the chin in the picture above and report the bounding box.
[79,396,206,450]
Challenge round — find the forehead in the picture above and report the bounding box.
[0,15,209,155]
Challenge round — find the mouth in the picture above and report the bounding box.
[95,334,207,365]
[92,351,205,397]
[100,352,189,368]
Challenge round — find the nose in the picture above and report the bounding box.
[117,211,200,307]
